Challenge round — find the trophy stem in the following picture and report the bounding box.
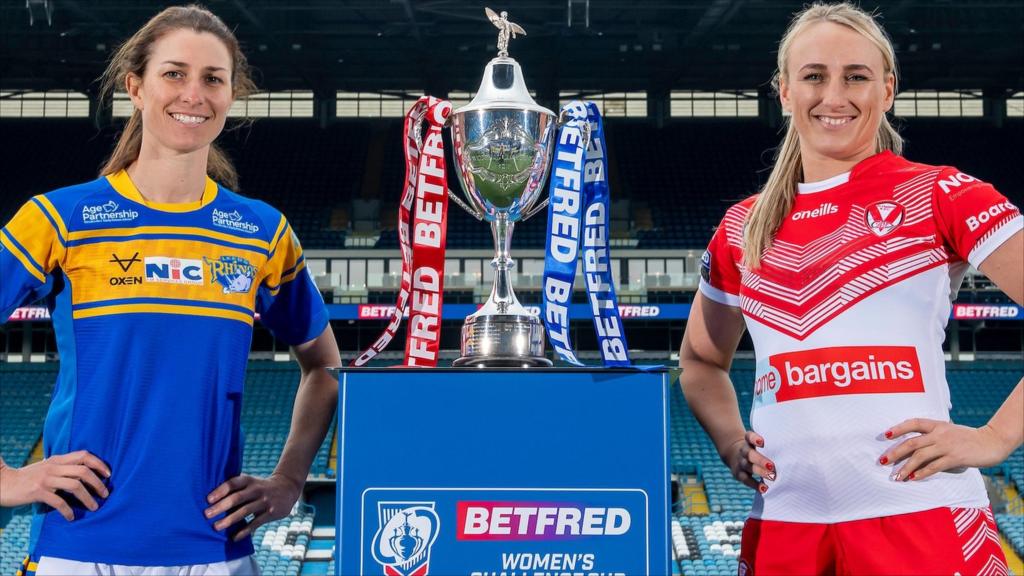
[490,214,518,314]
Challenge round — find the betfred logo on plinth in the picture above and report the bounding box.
[456,502,631,541]
[754,346,924,406]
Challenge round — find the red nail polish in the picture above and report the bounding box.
[756,439,764,447]
[884,430,893,439]
[759,484,768,493]
[879,456,888,465]
[766,461,775,472]
[908,472,916,480]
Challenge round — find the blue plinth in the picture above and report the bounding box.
[334,367,671,576]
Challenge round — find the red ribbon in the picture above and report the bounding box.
[353,97,452,367]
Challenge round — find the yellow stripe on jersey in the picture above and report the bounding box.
[3,200,63,276]
[34,195,69,240]
[280,258,307,286]
[0,232,46,283]
[67,226,271,252]
[67,240,266,308]
[106,169,219,212]
[267,258,307,297]
[73,303,254,325]
[269,215,288,254]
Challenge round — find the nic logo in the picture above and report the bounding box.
[371,503,440,576]
[82,200,139,224]
[144,257,204,285]
[203,255,256,294]
[212,208,260,234]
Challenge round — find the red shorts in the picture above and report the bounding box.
[739,506,1008,576]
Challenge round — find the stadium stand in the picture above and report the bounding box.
[2,360,1020,574]
[242,363,334,479]
[2,120,1020,250]
[0,365,55,473]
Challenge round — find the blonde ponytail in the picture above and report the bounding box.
[743,2,903,268]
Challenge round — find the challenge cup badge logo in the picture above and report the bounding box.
[371,503,440,576]
[865,201,905,237]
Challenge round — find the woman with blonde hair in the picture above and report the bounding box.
[0,5,339,574]
[680,2,1021,574]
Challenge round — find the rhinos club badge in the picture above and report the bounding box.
[203,255,256,294]
[865,201,905,237]
[371,503,440,576]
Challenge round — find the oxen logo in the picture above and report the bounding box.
[203,255,256,294]
[371,503,440,576]
[865,201,905,237]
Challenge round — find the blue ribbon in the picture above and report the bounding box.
[542,101,631,367]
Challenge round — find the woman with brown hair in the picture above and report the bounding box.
[680,3,1022,574]
[0,5,338,574]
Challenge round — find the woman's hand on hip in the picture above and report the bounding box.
[0,450,110,520]
[880,418,1012,481]
[205,473,302,541]
[722,430,776,494]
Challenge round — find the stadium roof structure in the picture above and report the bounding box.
[2,0,1022,96]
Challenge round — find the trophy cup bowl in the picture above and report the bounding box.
[448,55,557,367]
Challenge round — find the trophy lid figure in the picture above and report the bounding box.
[486,7,526,57]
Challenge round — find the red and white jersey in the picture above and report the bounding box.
[699,151,1023,523]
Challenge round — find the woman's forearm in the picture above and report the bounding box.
[983,379,1023,461]
[272,367,338,491]
[680,359,748,459]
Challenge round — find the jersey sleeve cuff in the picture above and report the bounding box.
[699,278,741,307]
[968,214,1023,269]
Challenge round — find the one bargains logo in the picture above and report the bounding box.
[753,346,923,406]
[371,502,440,576]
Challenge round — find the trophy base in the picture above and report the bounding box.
[453,313,551,368]
[451,355,553,368]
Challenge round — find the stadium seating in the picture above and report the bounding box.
[0,365,55,470]
[3,119,1020,251]
[1,360,1021,574]
[252,505,315,576]
[241,362,335,478]
[672,514,746,576]
[997,513,1024,559]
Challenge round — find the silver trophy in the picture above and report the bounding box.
[447,8,557,367]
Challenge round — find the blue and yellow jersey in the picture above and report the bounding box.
[0,170,328,565]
